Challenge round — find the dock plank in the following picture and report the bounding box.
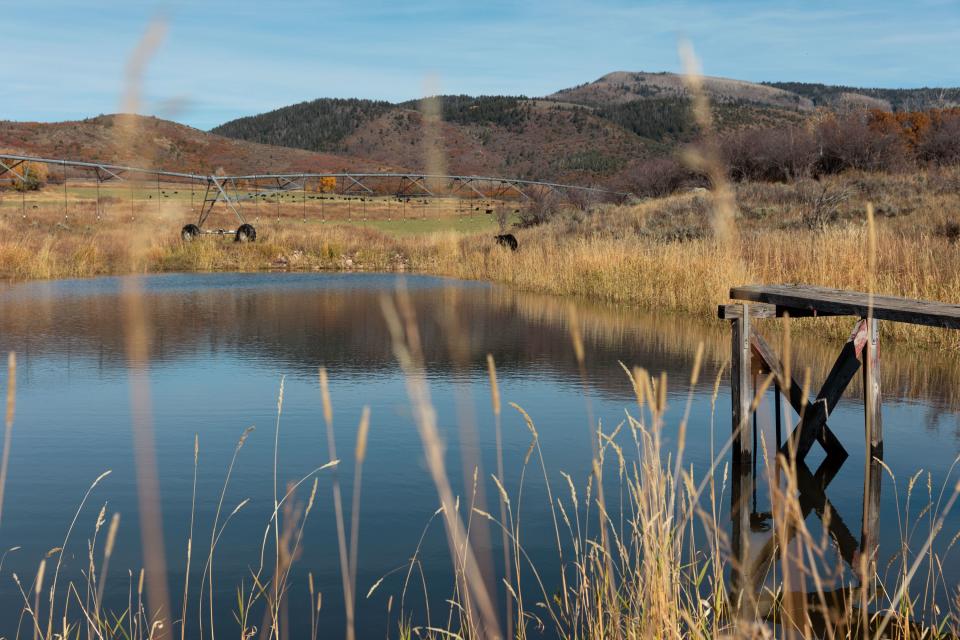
[730,284,960,329]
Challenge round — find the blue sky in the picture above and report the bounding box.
[1,0,957,130]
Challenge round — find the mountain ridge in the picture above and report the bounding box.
[208,71,959,187]
[4,72,959,190]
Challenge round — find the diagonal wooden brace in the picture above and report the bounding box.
[780,319,868,462]
[749,329,857,463]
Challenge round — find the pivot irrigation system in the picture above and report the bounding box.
[0,153,631,242]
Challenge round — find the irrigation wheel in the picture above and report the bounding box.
[181,224,201,241]
[235,223,257,243]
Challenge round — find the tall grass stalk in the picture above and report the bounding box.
[486,354,514,638]
[0,352,14,529]
[381,288,501,637]
[349,406,371,626]
[318,367,355,640]
[179,435,198,640]
[199,425,254,640]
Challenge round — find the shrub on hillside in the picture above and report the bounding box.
[564,187,603,212]
[621,157,705,198]
[928,166,960,195]
[721,125,818,182]
[936,219,960,243]
[814,112,912,174]
[919,111,960,166]
[640,195,712,242]
[716,109,960,184]
[797,180,853,230]
[518,190,562,226]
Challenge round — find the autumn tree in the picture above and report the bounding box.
[317,176,337,193]
[6,161,49,191]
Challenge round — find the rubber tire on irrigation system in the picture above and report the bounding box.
[235,223,257,243]
[181,224,201,241]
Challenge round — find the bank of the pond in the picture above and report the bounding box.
[4,170,960,349]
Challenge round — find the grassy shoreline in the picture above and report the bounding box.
[3,168,960,348]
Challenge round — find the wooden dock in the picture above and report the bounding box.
[719,284,960,619]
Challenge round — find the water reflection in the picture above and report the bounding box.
[5,273,960,422]
[0,272,957,637]
[731,451,884,632]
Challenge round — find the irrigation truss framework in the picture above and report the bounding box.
[0,153,631,240]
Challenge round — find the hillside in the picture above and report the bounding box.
[548,71,814,110]
[764,82,960,111]
[214,95,660,185]
[552,72,960,113]
[209,72,831,185]
[7,72,958,189]
[209,98,396,155]
[0,114,391,175]
[337,98,657,183]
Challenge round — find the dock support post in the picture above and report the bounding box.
[731,303,752,466]
[861,316,882,594]
[862,317,883,461]
[730,304,753,616]
[730,454,754,612]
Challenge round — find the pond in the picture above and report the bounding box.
[0,272,958,637]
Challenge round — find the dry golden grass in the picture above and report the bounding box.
[3,167,960,351]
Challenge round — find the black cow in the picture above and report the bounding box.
[495,233,518,251]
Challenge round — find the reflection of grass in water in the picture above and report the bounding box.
[500,286,960,410]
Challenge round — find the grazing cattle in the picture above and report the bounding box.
[495,233,518,251]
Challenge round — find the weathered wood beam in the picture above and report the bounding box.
[750,332,804,411]
[718,303,776,319]
[732,283,960,329]
[719,302,843,320]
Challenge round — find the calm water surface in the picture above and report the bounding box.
[0,272,958,636]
